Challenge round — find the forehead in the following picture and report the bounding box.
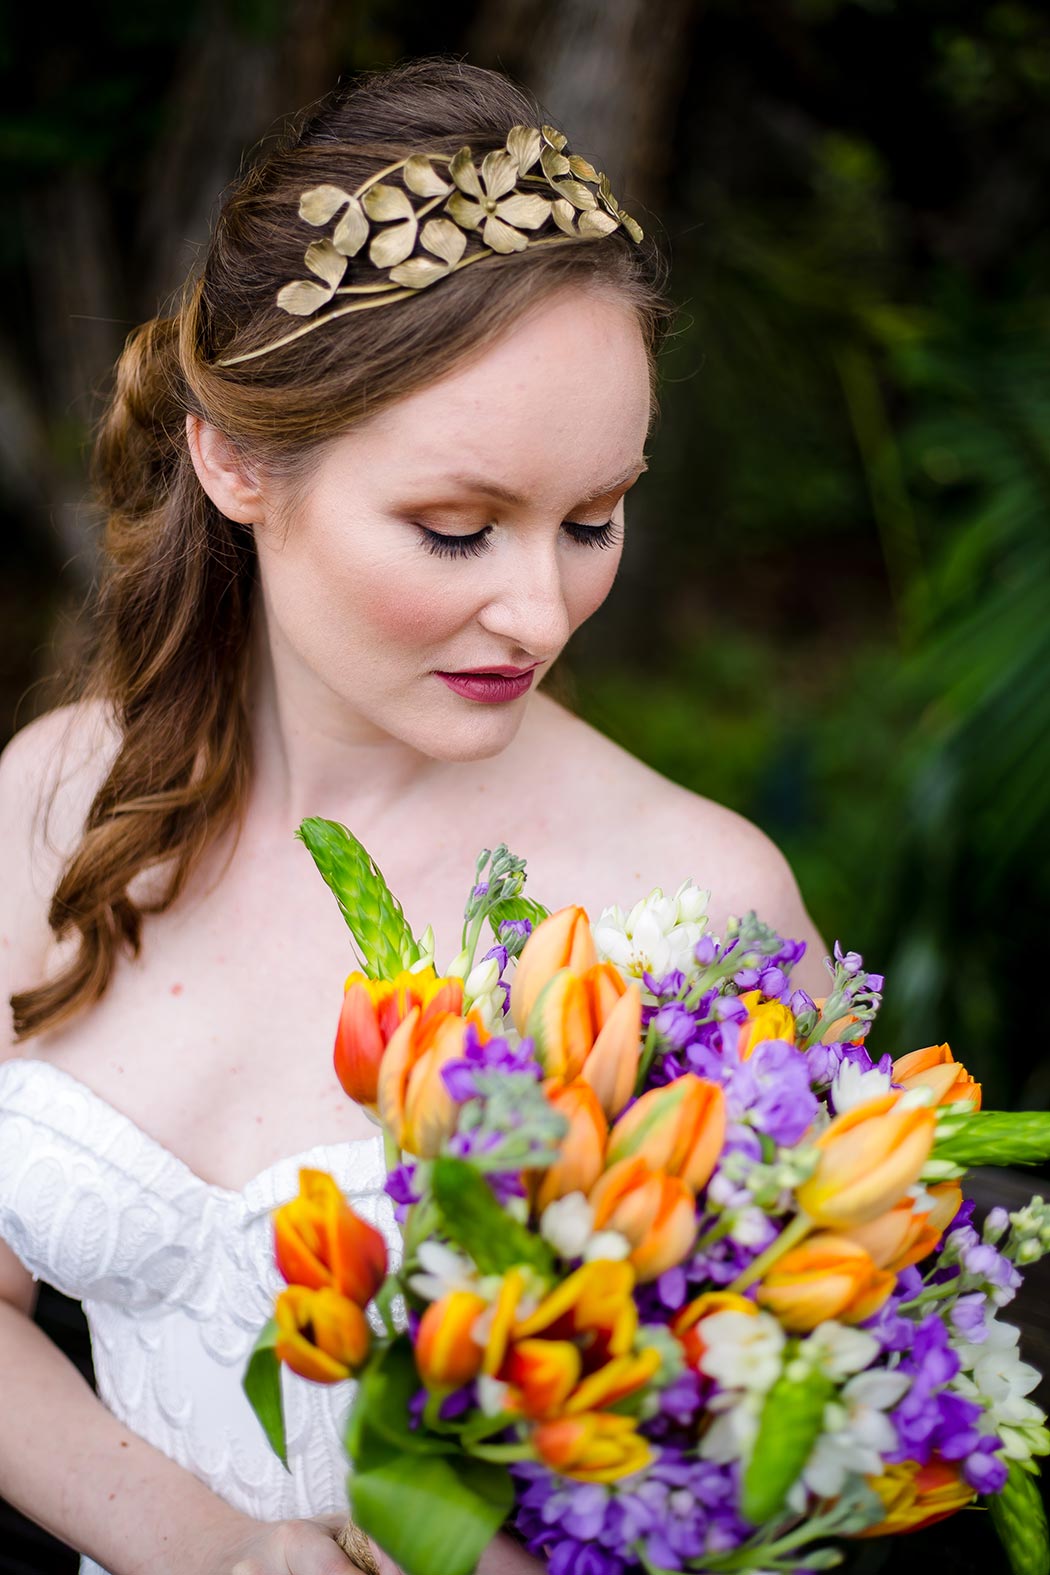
[334,290,652,497]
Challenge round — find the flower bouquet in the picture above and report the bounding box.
[243,818,1050,1575]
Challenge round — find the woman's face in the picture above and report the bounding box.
[253,286,653,762]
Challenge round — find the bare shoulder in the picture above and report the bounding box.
[536,697,831,995]
[0,699,121,1050]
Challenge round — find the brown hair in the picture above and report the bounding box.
[13,54,674,1040]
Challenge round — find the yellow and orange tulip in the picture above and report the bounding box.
[377,1005,489,1157]
[672,1291,757,1370]
[795,1092,937,1229]
[334,967,464,1107]
[856,1457,975,1537]
[415,1290,488,1389]
[508,1260,639,1365]
[531,1079,609,1212]
[512,907,599,1034]
[755,1232,896,1332]
[892,1043,981,1111]
[273,1168,388,1305]
[736,991,796,1060]
[605,1074,726,1192]
[463,1259,660,1481]
[274,1283,371,1382]
[589,1157,698,1282]
[532,1412,652,1483]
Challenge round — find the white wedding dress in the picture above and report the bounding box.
[0,1056,404,1575]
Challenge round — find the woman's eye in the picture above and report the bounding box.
[417,520,622,559]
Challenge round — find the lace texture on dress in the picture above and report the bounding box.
[0,1058,403,1575]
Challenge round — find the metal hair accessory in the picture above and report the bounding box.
[214,122,643,368]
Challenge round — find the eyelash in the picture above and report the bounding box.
[417,519,622,559]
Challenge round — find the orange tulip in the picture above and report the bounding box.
[672,1292,757,1370]
[526,970,593,1083]
[856,1457,975,1537]
[589,1157,698,1282]
[274,1284,371,1382]
[736,991,797,1060]
[377,1005,488,1156]
[925,1180,964,1236]
[334,967,464,1107]
[812,995,862,1045]
[755,1232,896,1332]
[579,977,642,1120]
[415,1291,488,1389]
[844,1197,944,1273]
[605,1075,726,1192]
[892,1043,981,1111]
[512,907,599,1034]
[531,1079,608,1212]
[532,1412,652,1483]
[273,1168,388,1305]
[795,1092,937,1229]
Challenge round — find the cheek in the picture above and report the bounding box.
[566,543,623,627]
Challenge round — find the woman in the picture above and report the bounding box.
[0,55,828,1575]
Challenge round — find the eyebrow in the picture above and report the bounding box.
[417,458,649,508]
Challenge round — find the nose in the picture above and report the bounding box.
[475,535,573,662]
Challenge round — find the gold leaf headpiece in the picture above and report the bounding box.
[214,122,643,368]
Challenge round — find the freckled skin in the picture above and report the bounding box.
[247,287,653,766]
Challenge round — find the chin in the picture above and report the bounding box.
[407,705,527,763]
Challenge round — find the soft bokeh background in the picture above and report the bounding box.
[2,2,1049,1569]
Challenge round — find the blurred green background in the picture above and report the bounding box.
[2,0,1048,1115]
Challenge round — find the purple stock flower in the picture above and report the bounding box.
[384,1160,420,1223]
[440,1022,541,1102]
[950,1292,989,1342]
[510,1450,748,1571]
[737,1039,820,1144]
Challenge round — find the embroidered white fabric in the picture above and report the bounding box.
[0,1057,404,1575]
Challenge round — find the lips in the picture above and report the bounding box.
[441,664,538,678]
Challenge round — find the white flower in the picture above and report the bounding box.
[699,1390,764,1464]
[830,1058,893,1114]
[696,1309,785,1394]
[955,1318,1045,1435]
[476,1375,511,1416]
[539,1192,631,1262]
[406,1240,478,1301]
[593,880,711,984]
[801,1321,882,1381]
[583,1230,632,1262]
[802,1369,911,1498]
[540,1193,594,1258]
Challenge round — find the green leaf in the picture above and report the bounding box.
[242,1319,289,1471]
[345,1336,460,1471]
[741,1364,834,1525]
[986,1460,1050,1575]
[296,817,420,977]
[431,1156,554,1277]
[934,1111,1050,1169]
[350,1449,512,1575]
[488,895,550,936]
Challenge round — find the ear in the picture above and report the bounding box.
[185,412,264,525]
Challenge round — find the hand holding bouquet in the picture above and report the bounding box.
[244,819,1050,1575]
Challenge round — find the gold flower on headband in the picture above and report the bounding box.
[215,123,643,367]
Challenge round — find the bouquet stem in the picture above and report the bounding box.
[337,1517,382,1573]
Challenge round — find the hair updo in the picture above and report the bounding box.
[12,53,673,1040]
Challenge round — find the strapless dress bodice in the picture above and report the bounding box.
[0,1057,402,1575]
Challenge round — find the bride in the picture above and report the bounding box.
[0,55,828,1575]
